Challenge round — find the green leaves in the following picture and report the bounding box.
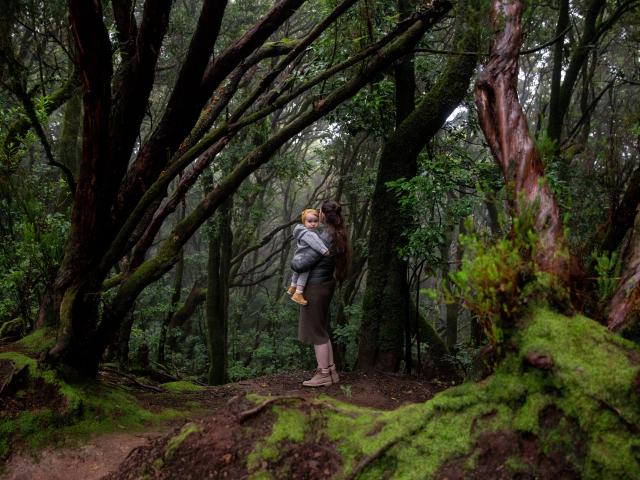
[385,134,496,263]
[448,213,568,354]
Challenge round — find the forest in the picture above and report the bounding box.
[0,0,639,478]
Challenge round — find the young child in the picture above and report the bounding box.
[287,208,329,305]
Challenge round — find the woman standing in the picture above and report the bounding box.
[291,200,350,387]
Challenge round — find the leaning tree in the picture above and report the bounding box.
[42,0,455,376]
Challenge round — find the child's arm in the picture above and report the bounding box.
[301,230,330,256]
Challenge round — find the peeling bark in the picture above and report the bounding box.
[475,0,566,277]
[607,211,640,331]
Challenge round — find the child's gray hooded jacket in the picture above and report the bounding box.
[290,225,333,284]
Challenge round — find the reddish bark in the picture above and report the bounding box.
[58,0,113,283]
[607,214,640,331]
[475,0,566,277]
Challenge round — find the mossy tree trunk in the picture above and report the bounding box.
[206,197,233,385]
[357,0,416,372]
[157,199,186,365]
[44,0,175,376]
[440,224,460,351]
[357,2,480,371]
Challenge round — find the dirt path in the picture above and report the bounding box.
[2,431,165,480]
[1,371,446,480]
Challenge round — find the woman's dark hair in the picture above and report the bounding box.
[321,200,351,282]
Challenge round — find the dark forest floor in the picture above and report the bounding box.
[1,369,450,480]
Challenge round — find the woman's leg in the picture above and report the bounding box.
[304,340,338,387]
[313,342,330,369]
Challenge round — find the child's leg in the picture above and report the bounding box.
[295,271,309,293]
[290,271,309,305]
[287,272,298,295]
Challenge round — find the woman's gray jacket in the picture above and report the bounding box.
[291,227,335,285]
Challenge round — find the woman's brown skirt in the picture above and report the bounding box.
[298,280,335,345]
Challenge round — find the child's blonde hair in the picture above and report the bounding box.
[300,208,319,223]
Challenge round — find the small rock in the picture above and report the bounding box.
[525,351,554,369]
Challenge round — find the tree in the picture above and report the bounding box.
[42,0,454,376]
[357,0,482,371]
[475,0,566,277]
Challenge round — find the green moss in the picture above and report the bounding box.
[513,392,552,433]
[0,351,181,458]
[161,380,207,393]
[245,309,640,479]
[163,423,201,461]
[15,327,56,353]
[505,455,531,475]
[0,351,37,369]
[248,406,308,472]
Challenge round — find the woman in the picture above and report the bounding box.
[291,200,350,387]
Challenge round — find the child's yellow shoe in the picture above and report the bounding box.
[291,292,308,305]
[286,286,296,296]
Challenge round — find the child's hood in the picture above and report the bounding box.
[293,223,307,240]
[293,223,322,241]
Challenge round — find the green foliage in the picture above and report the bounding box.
[386,126,500,264]
[591,250,623,307]
[332,80,396,137]
[448,214,567,352]
[332,303,362,369]
[228,297,310,381]
[0,161,70,333]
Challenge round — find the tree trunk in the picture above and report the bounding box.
[116,308,136,369]
[158,249,184,365]
[545,0,570,146]
[475,0,566,278]
[357,3,480,371]
[206,197,233,385]
[607,210,640,331]
[157,199,186,364]
[57,93,82,180]
[44,0,171,376]
[441,226,459,351]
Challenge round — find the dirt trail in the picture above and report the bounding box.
[2,431,164,480]
[1,371,445,480]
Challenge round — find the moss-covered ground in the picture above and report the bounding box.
[5,309,640,479]
[242,308,640,479]
[0,348,181,460]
